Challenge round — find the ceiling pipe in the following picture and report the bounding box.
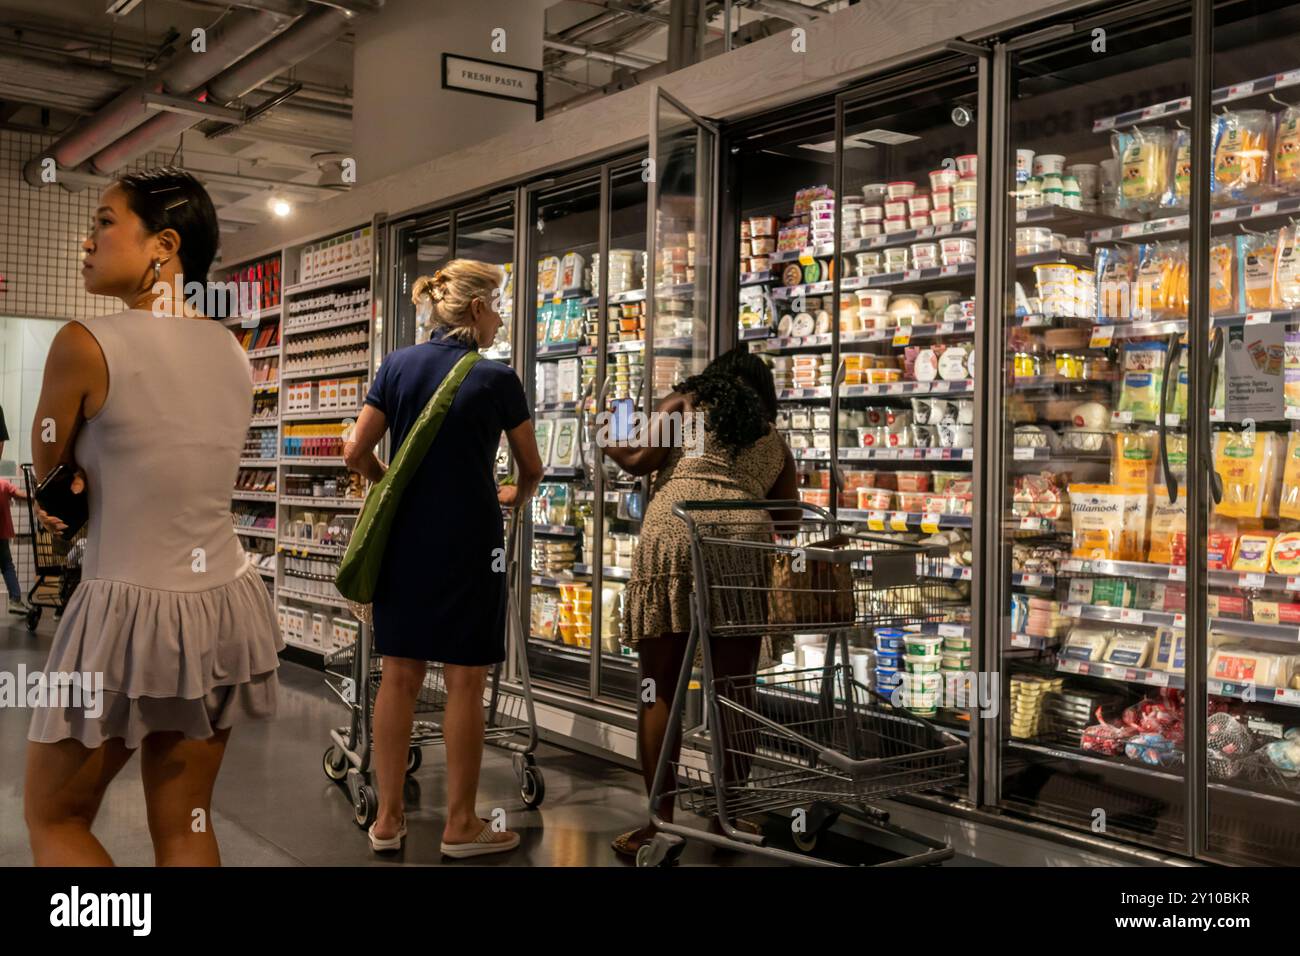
[747,0,820,25]
[87,4,359,175]
[542,37,659,69]
[22,3,305,186]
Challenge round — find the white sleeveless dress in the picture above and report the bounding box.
[27,310,283,749]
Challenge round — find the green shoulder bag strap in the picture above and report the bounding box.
[336,349,483,605]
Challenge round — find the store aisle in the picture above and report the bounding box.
[0,620,770,867]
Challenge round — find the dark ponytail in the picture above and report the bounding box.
[115,166,220,287]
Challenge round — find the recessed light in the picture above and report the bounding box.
[272,199,292,217]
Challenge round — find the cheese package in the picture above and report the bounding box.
[1275,105,1300,191]
[1207,532,1238,570]
[1287,333,1300,410]
[1147,486,1188,565]
[1115,126,1172,214]
[1280,432,1300,520]
[1214,110,1272,203]
[1120,490,1150,562]
[1209,237,1236,315]
[1152,628,1186,674]
[1118,341,1167,422]
[1207,593,1248,619]
[1239,232,1277,312]
[1274,224,1300,309]
[1211,646,1295,687]
[1103,631,1153,668]
[1163,126,1193,208]
[1096,245,1136,320]
[1067,484,1128,560]
[1272,531,1300,574]
[1112,430,1158,491]
[1060,625,1112,662]
[1067,578,1095,606]
[1232,531,1277,573]
[1132,243,1187,321]
[1251,601,1300,625]
[1213,430,1285,519]
[1091,577,1136,608]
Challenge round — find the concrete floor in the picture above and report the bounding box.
[1,614,988,867]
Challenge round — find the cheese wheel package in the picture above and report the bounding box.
[1238,232,1277,312]
[1272,531,1300,574]
[1068,484,1128,560]
[1148,485,1188,565]
[1232,531,1277,573]
[1274,224,1300,309]
[1275,105,1300,192]
[1214,110,1273,203]
[1213,430,1285,519]
[1118,341,1166,422]
[1113,429,1158,492]
[1209,237,1236,315]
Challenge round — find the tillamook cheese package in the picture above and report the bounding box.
[1068,484,1128,560]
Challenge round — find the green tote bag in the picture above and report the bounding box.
[336,349,482,607]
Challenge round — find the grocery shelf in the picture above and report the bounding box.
[1208,679,1300,707]
[840,447,975,462]
[536,341,582,359]
[281,407,364,421]
[246,346,280,360]
[739,325,775,341]
[234,526,276,539]
[531,573,578,589]
[1012,571,1056,589]
[1008,740,1184,783]
[284,268,370,296]
[282,362,369,382]
[934,562,973,581]
[527,636,637,670]
[755,320,975,354]
[1009,633,1059,650]
[280,456,347,466]
[1011,446,1111,463]
[537,289,589,304]
[838,509,972,530]
[544,466,583,479]
[536,401,580,413]
[1057,656,1181,688]
[1063,600,1300,643]
[1059,558,1184,580]
[1013,250,1095,270]
[280,496,362,509]
[1009,515,1071,533]
[282,636,327,655]
[223,306,281,327]
[1088,195,1300,244]
[1094,310,1300,343]
[283,312,371,336]
[533,524,579,536]
[844,379,974,398]
[739,271,776,287]
[844,219,978,253]
[278,586,351,610]
[233,491,276,503]
[279,540,346,557]
[240,457,277,467]
[250,415,279,427]
[1014,205,1136,234]
[908,621,972,638]
[1092,67,1300,132]
[572,563,632,581]
[252,383,280,394]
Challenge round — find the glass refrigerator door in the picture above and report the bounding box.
[527,175,602,693]
[997,4,1194,852]
[593,160,650,703]
[1201,0,1300,866]
[392,215,451,349]
[454,201,516,363]
[646,90,714,406]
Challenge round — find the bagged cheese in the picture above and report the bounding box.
[1068,484,1128,560]
[1112,429,1158,492]
[1213,429,1285,520]
[1147,485,1187,565]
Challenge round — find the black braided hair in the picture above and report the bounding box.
[674,347,775,455]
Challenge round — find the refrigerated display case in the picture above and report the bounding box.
[991,0,1300,865]
[726,57,987,767]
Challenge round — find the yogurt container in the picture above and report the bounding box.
[953,178,978,205]
[862,183,889,203]
[930,168,959,193]
[856,288,890,312]
[904,653,943,674]
[886,181,916,200]
[930,206,953,226]
[954,200,977,222]
[859,222,883,238]
[908,194,932,216]
[884,216,909,234]
[905,635,944,656]
[884,199,909,218]
[875,629,907,651]
[1033,154,1066,176]
[908,214,931,230]
[955,154,978,178]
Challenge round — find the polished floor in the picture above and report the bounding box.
[1,615,988,867]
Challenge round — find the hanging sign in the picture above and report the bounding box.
[442,54,543,118]
[1224,324,1285,423]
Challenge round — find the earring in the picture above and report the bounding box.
[153,260,161,280]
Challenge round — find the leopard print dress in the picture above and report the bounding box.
[622,424,786,648]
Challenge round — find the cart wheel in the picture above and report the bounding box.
[353,785,377,829]
[323,746,348,781]
[25,607,41,632]
[406,746,422,774]
[635,834,679,868]
[520,765,545,808]
[792,829,819,853]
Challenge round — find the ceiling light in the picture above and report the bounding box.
[271,199,292,218]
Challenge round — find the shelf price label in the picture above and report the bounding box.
[1058,658,1082,673]
[1013,447,1035,460]
[1241,573,1267,588]
[903,269,922,281]
[921,514,942,533]
[1252,201,1279,218]
[893,330,912,346]
[1276,688,1300,705]
[1173,613,1187,628]
[1146,670,1170,687]
[940,265,960,276]
[1119,608,1145,624]
[1228,81,1256,98]
[1011,634,1032,648]
[889,513,911,532]
[1286,576,1300,592]
[939,624,966,638]
[1089,325,1116,348]
[1018,573,1043,587]
[1169,566,1186,581]
[867,511,888,531]
[1018,516,1043,531]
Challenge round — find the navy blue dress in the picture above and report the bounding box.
[364,329,530,664]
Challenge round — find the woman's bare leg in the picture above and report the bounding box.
[372,656,427,839]
[139,729,230,866]
[25,737,135,866]
[441,663,515,845]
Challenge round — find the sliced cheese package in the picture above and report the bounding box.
[1121,490,1151,562]
[1207,531,1238,570]
[1276,224,1300,309]
[1112,430,1158,492]
[1232,531,1277,573]
[1239,232,1277,312]
[1214,110,1273,203]
[1288,333,1300,411]
[1067,484,1128,560]
[1213,430,1285,520]
[1148,485,1188,566]
[1118,341,1167,422]
[1061,625,1113,662]
[1281,431,1300,520]
[1272,531,1300,574]
[1209,237,1236,315]
[1275,105,1300,192]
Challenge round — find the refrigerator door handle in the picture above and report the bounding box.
[1157,331,1183,503]
[1206,327,1225,506]
[830,357,847,493]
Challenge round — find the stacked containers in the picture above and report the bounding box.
[875,628,906,698]
[901,634,944,717]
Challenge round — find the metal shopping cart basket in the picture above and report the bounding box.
[638,499,968,867]
[18,464,85,633]
[321,510,544,827]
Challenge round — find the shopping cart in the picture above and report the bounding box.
[321,510,544,827]
[638,499,968,867]
[17,464,85,633]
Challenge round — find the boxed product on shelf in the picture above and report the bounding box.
[332,617,360,652]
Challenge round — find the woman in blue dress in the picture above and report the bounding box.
[344,259,542,857]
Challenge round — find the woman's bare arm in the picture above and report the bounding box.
[599,391,689,477]
[31,322,105,482]
[500,419,544,509]
[343,404,388,484]
[766,439,804,529]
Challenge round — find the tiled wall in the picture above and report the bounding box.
[0,131,176,321]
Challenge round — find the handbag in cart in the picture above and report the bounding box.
[768,535,857,626]
[335,350,482,616]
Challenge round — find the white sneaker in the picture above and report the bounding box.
[368,818,407,853]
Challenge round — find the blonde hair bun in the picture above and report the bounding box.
[411,259,503,345]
